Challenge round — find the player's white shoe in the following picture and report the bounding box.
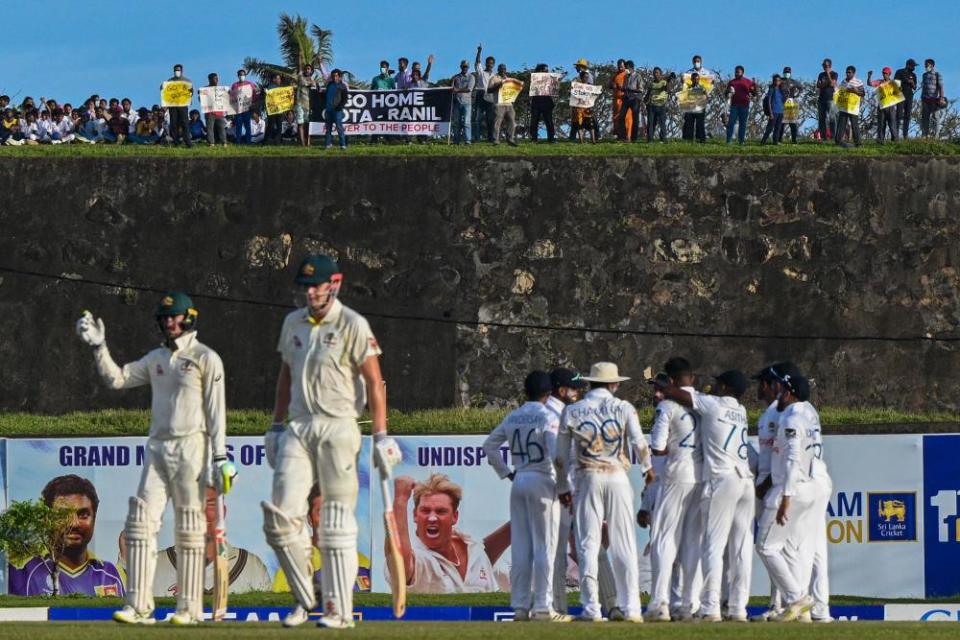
[531,609,572,622]
[575,613,604,622]
[727,613,749,622]
[622,614,644,623]
[283,605,311,628]
[694,612,723,623]
[645,605,671,622]
[797,611,812,623]
[112,605,155,625]
[607,607,624,621]
[750,608,782,622]
[513,608,530,622]
[169,611,200,625]
[812,615,835,623]
[316,615,356,629]
[773,595,814,622]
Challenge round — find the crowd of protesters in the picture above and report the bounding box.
[0,52,948,148]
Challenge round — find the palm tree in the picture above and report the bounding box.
[243,13,335,84]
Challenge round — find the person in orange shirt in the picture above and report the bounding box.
[609,59,628,140]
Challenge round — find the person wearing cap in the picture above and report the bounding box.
[474,44,497,143]
[162,64,193,147]
[546,368,618,618]
[754,371,819,623]
[555,362,652,623]
[450,60,475,144]
[572,59,600,139]
[75,293,234,625]
[749,361,799,622]
[894,59,918,139]
[230,68,259,145]
[262,255,399,629]
[646,358,702,622]
[654,369,753,622]
[481,371,571,622]
[867,67,900,143]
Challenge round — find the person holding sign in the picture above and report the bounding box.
[681,72,707,143]
[569,70,599,143]
[264,73,286,144]
[487,63,519,147]
[230,69,258,144]
[780,67,801,144]
[834,66,865,147]
[529,63,561,143]
[867,67,901,143]
[204,73,227,146]
[161,64,193,147]
[685,55,717,91]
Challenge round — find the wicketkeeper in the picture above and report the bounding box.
[76,292,236,625]
[263,255,401,629]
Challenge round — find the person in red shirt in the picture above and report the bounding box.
[725,66,758,144]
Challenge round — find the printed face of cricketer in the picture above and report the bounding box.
[414,493,458,553]
[54,494,96,565]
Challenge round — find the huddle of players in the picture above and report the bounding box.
[484,357,831,623]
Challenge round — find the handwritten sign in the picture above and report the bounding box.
[569,82,602,108]
[161,81,192,108]
[530,73,562,97]
[265,86,295,116]
[497,79,524,105]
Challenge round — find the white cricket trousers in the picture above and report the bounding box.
[553,504,617,613]
[509,471,560,611]
[649,481,701,611]
[574,469,641,619]
[756,482,816,604]
[793,474,832,616]
[699,474,754,617]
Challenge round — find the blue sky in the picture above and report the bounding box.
[3,0,957,109]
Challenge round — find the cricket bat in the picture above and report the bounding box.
[212,494,229,621]
[380,477,407,618]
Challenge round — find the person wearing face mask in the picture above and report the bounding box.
[780,67,801,144]
[163,64,193,148]
[685,55,716,89]
[920,58,945,138]
[230,69,259,145]
[370,62,396,145]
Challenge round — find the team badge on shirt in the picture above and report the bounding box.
[323,332,339,347]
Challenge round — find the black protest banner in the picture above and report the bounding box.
[309,87,454,136]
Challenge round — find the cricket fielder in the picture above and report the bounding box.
[76,292,235,625]
[755,373,817,622]
[556,362,653,623]
[482,371,569,622]
[262,255,401,629]
[647,357,701,622]
[655,370,754,622]
[546,368,619,618]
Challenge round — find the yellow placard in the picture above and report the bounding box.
[878,81,905,109]
[161,81,192,108]
[682,72,713,94]
[265,86,296,116]
[498,79,523,105]
[783,98,800,124]
[678,87,707,113]
[833,87,861,115]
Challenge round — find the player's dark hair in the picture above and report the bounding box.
[664,357,692,379]
[41,474,100,514]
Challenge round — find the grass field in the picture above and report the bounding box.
[0,407,956,438]
[0,139,957,158]
[0,622,956,639]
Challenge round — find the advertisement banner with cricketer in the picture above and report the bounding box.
[3,436,372,597]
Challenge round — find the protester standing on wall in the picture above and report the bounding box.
[295,63,318,147]
[323,69,349,150]
[487,63,518,147]
[529,63,557,144]
[164,64,192,148]
[204,73,227,146]
[725,66,757,144]
[920,59,946,138]
[645,68,673,143]
[618,61,642,143]
[894,59,918,139]
[761,74,785,145]
[474,45,496,143]
[231,69,258,145]
[867,67,899,143]
[816,59,839,141]
[264,73,285,144]
[451,60,475,144]
[835,66,865,147]
[780,66,801,143]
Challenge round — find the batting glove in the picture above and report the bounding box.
[76,311,105,347]
[373,432,402,480]
[214,455,238,495]
[264,422,285,469]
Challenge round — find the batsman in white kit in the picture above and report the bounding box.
[655,369,754,622]
[482,371,570,622]
[76,292,236,625]
[556,362,653,623]
[263,255,401,629]
[647,357,702,622]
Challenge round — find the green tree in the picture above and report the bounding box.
[0,499,75,595]
[243,13,337,84]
